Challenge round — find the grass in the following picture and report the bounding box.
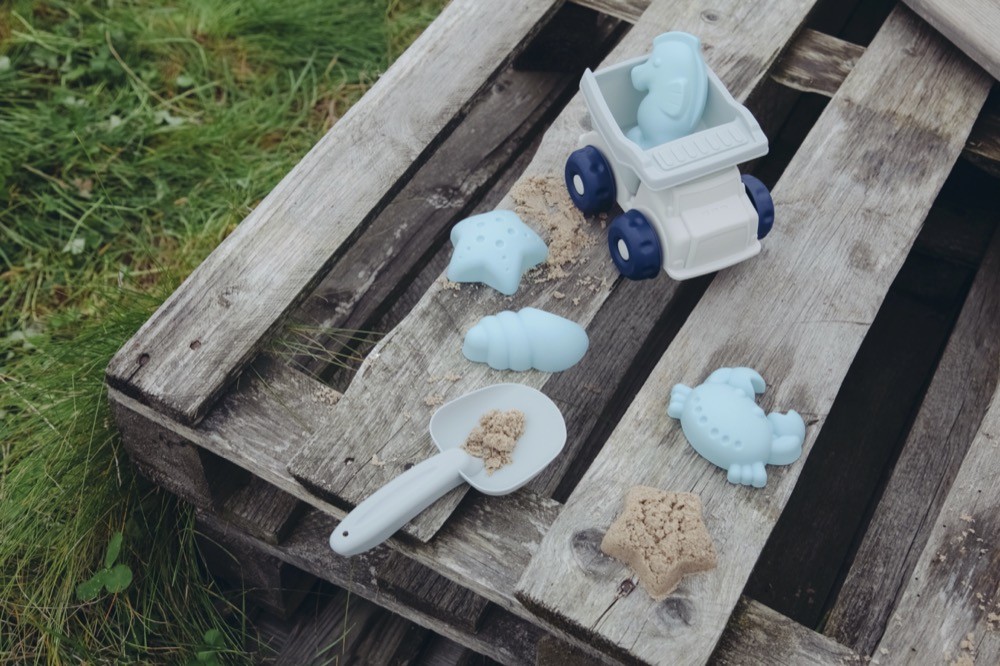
[0,0,444,662]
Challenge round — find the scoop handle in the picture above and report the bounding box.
[329,448,478,556]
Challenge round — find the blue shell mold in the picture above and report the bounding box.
[463,308,589,373]
[447,211,548,296]
[667,367,805,488]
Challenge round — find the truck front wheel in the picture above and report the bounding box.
[565,146,616,215]
[608,210,661,280]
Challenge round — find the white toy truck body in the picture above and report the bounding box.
[568,54,771,280]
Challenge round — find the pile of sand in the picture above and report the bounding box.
[511,175,595,280]
[463,409,525,474]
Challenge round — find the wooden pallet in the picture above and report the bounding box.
[107,1,1000,663]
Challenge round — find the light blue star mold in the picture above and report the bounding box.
[447,210,547,296]
[463,308,588,373]
[667,367,805,488]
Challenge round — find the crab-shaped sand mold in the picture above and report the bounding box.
[667,367,805,488]
[447,210,547,296]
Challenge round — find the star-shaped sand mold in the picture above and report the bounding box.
[447,210,547,296]
[600,486,717,599]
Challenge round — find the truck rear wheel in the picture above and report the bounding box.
[608,210,661,280]
[741,174,774,239]
[565,146,616,215]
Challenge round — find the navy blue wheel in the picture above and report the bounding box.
[741,174,774,239]
[608,210,661,281]
[565,145,616,215]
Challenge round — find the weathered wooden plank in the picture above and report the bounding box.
[289,0,822,543]
[711,598,856,666]
[873,382,1000,664]
[111,356,493,632]
[202,497,858,666]
[112,359,860,664]
[105,0,562,426]
[904,0,1000,81]
[823,222,1000,654]
[515,7,991,664]
[287,8,623,379]
[965,88,1000,179]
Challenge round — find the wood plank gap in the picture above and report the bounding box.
[873,379,1000,663]
[823,219,1000,654]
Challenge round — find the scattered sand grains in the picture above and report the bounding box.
[510,175,595,281]
[312,385,342,406]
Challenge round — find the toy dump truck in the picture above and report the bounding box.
[565,35,774,281]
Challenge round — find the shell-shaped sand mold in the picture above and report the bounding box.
[462,307,589,373]
[447,210,548,296]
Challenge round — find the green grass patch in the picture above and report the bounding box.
[1,0,444,661]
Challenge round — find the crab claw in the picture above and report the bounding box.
[706,367,766,398]
[667,384,691,419]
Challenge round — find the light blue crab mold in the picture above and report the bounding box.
[626,32,708,150]
[447,210,548,296]
[667,367,805,488]
[463,308,588,373]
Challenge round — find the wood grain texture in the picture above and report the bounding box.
[515,7,991,664]
[823,224,1000,653]
[288,0,821,543]
[904,0,1000,80]
[711,598,856,666]
[105,0,561,426]
[873,383,1000,664]
[266,582,429,666]
[771,28,865,96]
[220,477,305,546]
[570,0,647,23]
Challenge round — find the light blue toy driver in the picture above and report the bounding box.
[626,31,708,150]
[667,367,805,488]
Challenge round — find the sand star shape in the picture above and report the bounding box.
[447,210,547,295]
[600,486,717,599]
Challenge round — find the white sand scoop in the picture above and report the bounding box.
[329,384,566,556]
